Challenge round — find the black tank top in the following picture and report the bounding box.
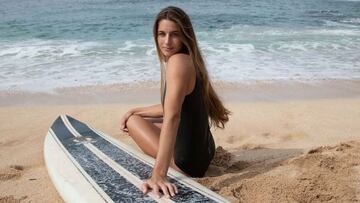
[164,75,215,177]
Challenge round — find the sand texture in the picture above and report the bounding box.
[1,81,360,202]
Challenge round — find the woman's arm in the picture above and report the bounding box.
[120,104,163,132]
[142,54,192,198]
[130,104,163,118]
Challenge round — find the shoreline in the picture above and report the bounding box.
[1,79,360,106]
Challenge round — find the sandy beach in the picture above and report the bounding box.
[1,80,360,202]
[2,0,360,202]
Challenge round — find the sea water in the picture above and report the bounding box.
[0,0,359,91]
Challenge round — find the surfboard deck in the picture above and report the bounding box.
[44,115,229,203]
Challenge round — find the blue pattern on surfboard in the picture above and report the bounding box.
[51,117,156,203]
[66,115,218,202]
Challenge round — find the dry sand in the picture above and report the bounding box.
[0,80,360,202]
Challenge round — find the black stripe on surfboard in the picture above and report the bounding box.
[50,117,156,203]
[66,115,219,203]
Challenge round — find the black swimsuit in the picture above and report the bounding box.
[164,75,215,177]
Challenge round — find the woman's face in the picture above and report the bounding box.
[157,19,183,59]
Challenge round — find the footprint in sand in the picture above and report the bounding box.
[0,165,24,181]
[240,143,266,150]
[210,146,232,168]
[0,195,28,202]
[225,160,252,173]
[0,139,19,147]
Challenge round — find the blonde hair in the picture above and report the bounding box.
[153,6,231,129]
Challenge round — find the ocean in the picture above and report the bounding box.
[1,0,360,92]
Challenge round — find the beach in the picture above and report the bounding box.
[1,80,359,202]
[1,0,360,201]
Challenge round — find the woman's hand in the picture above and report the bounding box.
[141,173,178,198]
[119,110,134,133]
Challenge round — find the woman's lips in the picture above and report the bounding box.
[163,47,173,51]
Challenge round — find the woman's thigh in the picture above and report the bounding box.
[126,115,162,158]
[126,115,185,174]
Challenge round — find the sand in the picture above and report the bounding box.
[0,80,360,202]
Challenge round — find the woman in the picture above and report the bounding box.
[119,6,230,198]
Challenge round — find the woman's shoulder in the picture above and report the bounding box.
[167,53,192,67]
[166,53,193,80]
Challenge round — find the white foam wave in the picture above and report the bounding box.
[268,41,356,52]
[0,39,161,91]
[214,24,360,38]
[200,39,360,83]
[341,18,360,24]
[324,20,360,28]
[0,35,359,92]
[0,39,104,59]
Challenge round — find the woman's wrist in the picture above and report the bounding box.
[152,165,167,177]
[151,171,166,179]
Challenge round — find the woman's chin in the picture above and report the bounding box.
[163,52,173,58]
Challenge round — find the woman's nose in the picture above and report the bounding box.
[165,34,171,45]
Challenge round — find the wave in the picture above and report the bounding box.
[341,18,360,24]
[0,39,159,60]
[0,30,359,92]
[217,24,360,37]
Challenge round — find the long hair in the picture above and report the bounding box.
[153,6,230,129]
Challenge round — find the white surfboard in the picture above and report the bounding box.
[44,115,229,203]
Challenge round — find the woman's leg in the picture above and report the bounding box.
[126,115,183,173]
[126,115,161,158]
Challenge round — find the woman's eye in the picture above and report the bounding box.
[158,33,165,36]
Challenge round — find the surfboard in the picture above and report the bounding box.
[44,115,229,203]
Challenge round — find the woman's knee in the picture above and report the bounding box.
[126,114,142,130]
